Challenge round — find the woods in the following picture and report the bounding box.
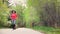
[0,0,60,28]
[27,0,60,28]
[0,0,9,27]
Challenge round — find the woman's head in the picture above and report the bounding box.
[11,10,16,13]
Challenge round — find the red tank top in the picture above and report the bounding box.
[10,13,17,20]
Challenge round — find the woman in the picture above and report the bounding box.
[10,10,17,29]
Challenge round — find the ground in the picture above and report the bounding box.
[0,28,44,34]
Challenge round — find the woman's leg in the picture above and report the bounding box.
[11,20,13,28]
[11,20,15,29]
[11,20,16,29]
[13,20,16,29]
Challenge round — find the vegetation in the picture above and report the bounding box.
[27,0,60,28]
[0,0,9,27]
[0,0,60,34]
[32,26,60,34]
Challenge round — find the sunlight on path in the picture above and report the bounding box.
[0,28,44,34]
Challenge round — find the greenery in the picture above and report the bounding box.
[0,0,9,27]
[32,26,60,34]
[0,0,60,34]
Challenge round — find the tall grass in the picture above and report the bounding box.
[32,26,60,34]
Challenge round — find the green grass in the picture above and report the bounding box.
[32,26,60,34]
[0,24,9,28]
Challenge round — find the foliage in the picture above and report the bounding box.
[27,0,60,28]
[0,0,9,27]
[23,7,40,27]
[32,26,60,34]
[0,0,60,29]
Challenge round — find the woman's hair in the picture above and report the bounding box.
[11,10,16,13]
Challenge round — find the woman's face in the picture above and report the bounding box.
[13,11,15,13]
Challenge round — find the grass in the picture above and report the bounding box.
[31,26,60,34]
[0,24,9,29]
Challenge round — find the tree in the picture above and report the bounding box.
[0,0,9,27]
[27,0,60,28]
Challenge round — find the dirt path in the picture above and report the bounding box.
[0,28,44,34]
